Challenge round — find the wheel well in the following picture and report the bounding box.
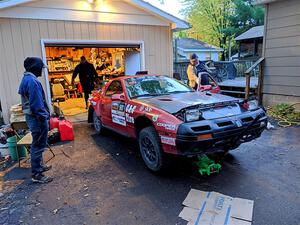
[135,116,154,136]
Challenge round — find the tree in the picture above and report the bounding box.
[229,0,264,36]
[181,0,233,60]
[181,0,264,60]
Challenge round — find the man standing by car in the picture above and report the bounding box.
[187,54,210,90]
[72,56,98,109]
[18,57,53,183]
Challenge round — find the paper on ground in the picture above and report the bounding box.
[179,189,254,225]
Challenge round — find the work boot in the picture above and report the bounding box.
[32,174,53,184]
[41,165,52,173]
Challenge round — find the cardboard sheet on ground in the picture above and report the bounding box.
[179,189,253,225]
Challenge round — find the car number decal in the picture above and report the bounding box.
[160,136,176,146]
[126,104,137,114]
[125,113,134,124]
[112,102,126,126]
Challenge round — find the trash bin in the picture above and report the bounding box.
[7,136,27,161]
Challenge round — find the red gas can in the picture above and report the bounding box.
[59,119,74,141]
[49,117,60,130]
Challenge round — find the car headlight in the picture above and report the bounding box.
[185,109,201,122]
[248,100,259,111]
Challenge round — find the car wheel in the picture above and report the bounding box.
[138,127,169,172]
[93,111,103,134]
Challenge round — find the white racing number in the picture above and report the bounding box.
[112,102,126,126]
[126,104,137,114]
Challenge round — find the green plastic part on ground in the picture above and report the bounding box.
[194,155,222,176]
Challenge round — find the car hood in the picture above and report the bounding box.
[137,92,238,114]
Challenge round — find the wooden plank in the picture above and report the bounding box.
[95,23,103,40]
[160,26,168,75]
[38,20,49,39]
[264,66,300,76]
[110,24,119,40]
[10,19,24,80]
[245,58,264,74]
[123,24,131,40]
[64,21,74,39]
[101,23,110,40]
[265,46,300,58]
[155,26,162,74]
[29,20,41,55]
[20,19,33,55]
[265,57,300,67]
[88,22,97,40]
[17,132,32,146]
[1,19,19,104]
[263,75,300,87]
[56,21,66,39]
[266,25,300,40]
[80,22,89,39]
[268,14,300,29]
[263,84,300,96]
[265,36,300,49]
[47,20,58,39]
[268,0,300,20]
[0,19,10,122]
[72,21,81,39]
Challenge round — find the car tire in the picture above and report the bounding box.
[93,111,104,134]
[138,126,170,172]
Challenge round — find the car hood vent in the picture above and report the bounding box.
[157,98,173,101]
[137,92,237,114]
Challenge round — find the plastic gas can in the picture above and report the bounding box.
[50,117,60,130]
[59,119,74,141]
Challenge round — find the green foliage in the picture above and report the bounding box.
[268,103,300,121]
[229,0,265,36]
[180,0,265,58]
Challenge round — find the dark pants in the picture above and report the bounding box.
[83,90,91,107]
[25,115,49,176]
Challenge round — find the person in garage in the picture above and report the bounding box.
[18,57,53,184]
[187,53,210,90]
[72,56,98,109]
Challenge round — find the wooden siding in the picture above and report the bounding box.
[0,0,171,27]
[263,0,300,98]
[0,18,172,122]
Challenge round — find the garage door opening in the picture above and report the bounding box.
[42,41,144,121]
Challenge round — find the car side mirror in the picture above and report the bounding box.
[200,85,212,91]
[112,93,125,101]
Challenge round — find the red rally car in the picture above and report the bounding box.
[88,75,267,172]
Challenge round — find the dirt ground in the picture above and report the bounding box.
[0,123,299,225]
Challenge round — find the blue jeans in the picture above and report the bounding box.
[25,115,49,176]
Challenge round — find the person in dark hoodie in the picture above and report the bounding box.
[18,57,53,184]
[72,56,98,109]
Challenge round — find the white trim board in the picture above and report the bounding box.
[40,39,145,108]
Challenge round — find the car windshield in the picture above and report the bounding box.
[125,76,193,99]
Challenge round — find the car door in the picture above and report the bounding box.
[101,80,128,135]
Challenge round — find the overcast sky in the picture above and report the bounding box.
[145,0,185,19]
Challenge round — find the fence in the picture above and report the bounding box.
[173,59,260,82]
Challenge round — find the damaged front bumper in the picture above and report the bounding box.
[176,108,267,156]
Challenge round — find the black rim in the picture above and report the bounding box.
[94,114,101,132]
[141,136,158,165]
